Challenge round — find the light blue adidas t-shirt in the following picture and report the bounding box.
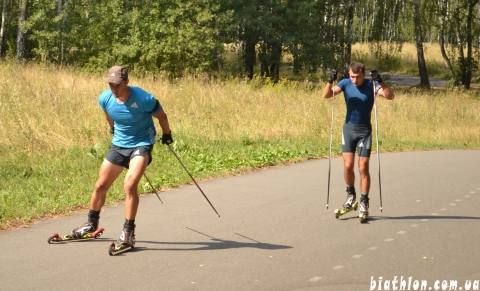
[99,86,162,148]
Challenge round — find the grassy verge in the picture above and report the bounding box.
[0,137,328,230]
[1,60,479,231]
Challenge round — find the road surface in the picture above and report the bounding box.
[388,75,448,88]
[0,150,479,291]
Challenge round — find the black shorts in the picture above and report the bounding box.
[105,144,154,169]
[342,122,372,157]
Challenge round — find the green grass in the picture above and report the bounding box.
[0,136,333,229]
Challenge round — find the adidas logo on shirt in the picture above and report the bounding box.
[131,102,138,108]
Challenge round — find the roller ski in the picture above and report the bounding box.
[108,227,136,256]
[335,187,358,219]
[359,195,369,223]
[335,201,358,218]
[48,220,104,244]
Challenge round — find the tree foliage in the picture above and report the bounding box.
[0,0,479,87]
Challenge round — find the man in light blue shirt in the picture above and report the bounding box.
[69,66,172,249]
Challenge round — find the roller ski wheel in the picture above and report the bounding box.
[47,228,105,244]
[359,213,368,223]
[108,240,135,256]
[334,201,358,219]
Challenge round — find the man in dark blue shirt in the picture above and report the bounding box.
[322,61,394,219]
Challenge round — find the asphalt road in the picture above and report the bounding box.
[1,150,479,291]
[388,75,448,88]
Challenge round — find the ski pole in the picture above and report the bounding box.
[327,81,335,209]
[167,144,220,217]
[143,173,163,203]
[372,79,383,212]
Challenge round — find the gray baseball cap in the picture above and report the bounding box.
[106,66,128,84]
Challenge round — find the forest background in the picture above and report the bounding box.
[0,0,479,230]
[1,0,480,87]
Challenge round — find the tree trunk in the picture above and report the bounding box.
[0,0,6,57]
[16,0,27,62]
[438,0,453,72]
[244,40,256,80]
[57,0,68,64]
[413,0,430,89]
[271,42,281,83]
[454,0,465,85]
[259,42,269,77]
[292,43,300,75]
[260,59,269,77]
[57,0,62,63]
[343,0,355,78]
[61,0,68,65]
[463,0,479,89]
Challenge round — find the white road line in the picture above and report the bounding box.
[333,266,344,270]
[397,231,407,234]
[440,208,447,211]
[431,213,438,216]
[352,255,363,259]
[384,238,394,242]
[410,224,418,227]
[309,277,323,282]
[421,219,429,222]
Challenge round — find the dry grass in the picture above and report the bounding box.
[0,64,340,155]
[0,63,106,152]
[352,42,452,77]
[1,60,479,157]
[376,89,479,148]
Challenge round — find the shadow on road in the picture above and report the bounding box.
[369,215,480,221]
[134,227,293,252]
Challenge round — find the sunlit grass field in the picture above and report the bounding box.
[0,44,479,230]
[352,42,451,77]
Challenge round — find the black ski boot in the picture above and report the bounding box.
[68,218,99,239]
[109,227,136,256]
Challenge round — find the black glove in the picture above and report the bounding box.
[327,70,337,84]
[370,70,383,84]
[161,132,173,145]
[110,127,114,135]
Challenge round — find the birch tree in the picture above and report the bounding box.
[0,0,6,57]
[16,0,26,62]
